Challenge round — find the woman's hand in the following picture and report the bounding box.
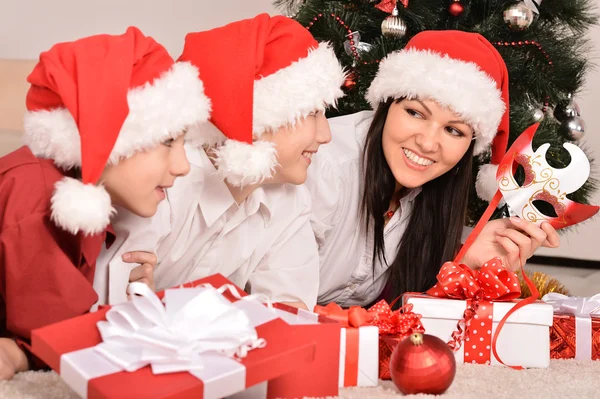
[462,217,560,272]
[124,251,158,291]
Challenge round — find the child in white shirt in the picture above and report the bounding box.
[94,14,346,310]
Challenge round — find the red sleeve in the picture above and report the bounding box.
[0,213,98,368]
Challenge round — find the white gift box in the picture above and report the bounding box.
[403,293,553,368]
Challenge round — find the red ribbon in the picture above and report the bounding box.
[314,300,424,386]
[375,0,409,14]
[314,300,425,335]
[427,191,540,369]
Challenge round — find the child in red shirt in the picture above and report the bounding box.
[0,26,211,378]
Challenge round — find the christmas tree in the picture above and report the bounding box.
[275,0,598,225]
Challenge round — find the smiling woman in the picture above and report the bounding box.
[306,30,561,308]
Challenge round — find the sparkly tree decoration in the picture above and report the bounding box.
[274,0,598,225]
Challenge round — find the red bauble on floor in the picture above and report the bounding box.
[389,333,456,395]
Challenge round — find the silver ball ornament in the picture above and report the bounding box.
[503,2,534,30]
[381,7,407,38]
[561,116,586,141]
[553,96,581,122]
[532,108,544,122]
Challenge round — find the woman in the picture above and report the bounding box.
[306,30,560,307]
[94,14,346,311]
[0,27,209,378]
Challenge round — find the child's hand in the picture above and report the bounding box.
[0,338,29,380]
[124,251,157,291]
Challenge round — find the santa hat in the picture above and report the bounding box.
[178,13,346,186]
[366,30,510,202]
[23,26,211,235]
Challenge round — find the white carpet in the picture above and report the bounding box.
[1,360,598,398]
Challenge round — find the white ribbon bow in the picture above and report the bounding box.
[542,293,600,360]
[94,282,268,375]
[523,0,542,14]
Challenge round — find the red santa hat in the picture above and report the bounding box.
[178,13,346,186]
[23,26,211,235]
[366,30,510,202]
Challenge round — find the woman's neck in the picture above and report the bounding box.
[394,181,403,194]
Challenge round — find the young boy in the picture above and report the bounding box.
[0,26,210,378]
[94,15,346,310]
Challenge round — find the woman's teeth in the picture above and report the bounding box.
[403,148,434,166]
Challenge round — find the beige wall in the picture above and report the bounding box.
[1,1,599,259]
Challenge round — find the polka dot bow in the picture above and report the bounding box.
[426,257,521,301]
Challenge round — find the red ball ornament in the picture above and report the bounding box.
[448,0,464,16]
[342,69,358,92]
[390,333,456,395]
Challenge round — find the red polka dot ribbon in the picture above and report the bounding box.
[425,192,540,369]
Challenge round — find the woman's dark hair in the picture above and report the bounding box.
[361,98,475,303]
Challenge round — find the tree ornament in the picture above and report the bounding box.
[561,115,586,141]
[553,94,581,122]
[342,68,358,92]
[532,108,544,122]
[519,270,570,298]
[381,6,407,38]
[503,2,535,31]
[344,31,373,57]
[390,333,456,395]
[448,0,464,17]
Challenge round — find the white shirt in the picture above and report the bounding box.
[305,111,420,307]
[94,145,320,310]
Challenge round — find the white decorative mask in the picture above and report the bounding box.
[496,123,599,229]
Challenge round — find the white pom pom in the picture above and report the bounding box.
[51,177,116,235]
[475,163,500,203]
[213,140,278,186]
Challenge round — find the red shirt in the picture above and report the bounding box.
[0,146,114,367]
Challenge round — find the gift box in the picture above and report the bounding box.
[31,274,320,399]
[403,259,553,368]
[261,303,342,397]
[367,301,425,380]
[313,303,380,387]
[542,293,600,360]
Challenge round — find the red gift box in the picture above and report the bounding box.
[543,293,600,360]
[265,303,342,397]
[31,274,318,399]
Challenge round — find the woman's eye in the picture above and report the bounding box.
[445,126,465,137]
[163,139,174,147]
[406,108,424,119]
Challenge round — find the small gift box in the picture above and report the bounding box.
[404,258,553,368]
[31,274,318,399]
[542,293,600,360]
[366,300,425,380]
[313,303,379,387]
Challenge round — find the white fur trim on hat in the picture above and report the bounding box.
[186,121,227,148]
[50,177,116,235]
[213,139,278,186]
[476,163,500,203]
[366,49,505,156]
[23,61,211,169]
[252,42,346,137]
